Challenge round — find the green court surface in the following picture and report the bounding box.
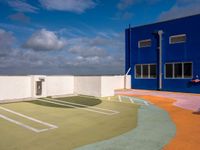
[0,96,139,150]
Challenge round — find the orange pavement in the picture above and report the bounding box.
[124,94,200,150]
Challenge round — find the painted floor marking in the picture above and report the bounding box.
[118,96,122,102]
[39,98,119,116]
[129,97,134,103]
[117,96,149,106]
[0,106,58,133]
[45,97,119,113]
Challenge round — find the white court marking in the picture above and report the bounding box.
[124,96,149,106]
[39,98,119,116]
[128,97,134,103]
[0,106,58,133]
[118,96,122,102]
[45,97,119,113]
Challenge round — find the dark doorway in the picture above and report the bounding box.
[36,81,42,96]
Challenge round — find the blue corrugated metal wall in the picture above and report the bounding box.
[125,14,200,93]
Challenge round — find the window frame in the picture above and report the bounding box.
[135,64,142,79]
[135,63,157,79]
[164,62,193,79]
[169,34,187,44]
[138,39,152,48]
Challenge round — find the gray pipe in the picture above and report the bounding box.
[158,30,164,90]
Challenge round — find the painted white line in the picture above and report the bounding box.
[44,97,119,114]
[129,97,134,103]
[120,96,149,106]
[0,106,58,132]
[143,101,149,106]
[0,106,57,129]
[0,114,42,133]
[118,96,122,102]
[39,99,119,116]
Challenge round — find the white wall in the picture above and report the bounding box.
[46,76,74,96]
[0,76,32,101]
[74,76,102,97]
[101,75,131,97]
[0,75,131,101]
[74,75,131,97]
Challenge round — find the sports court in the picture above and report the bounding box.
[0,95,139,150]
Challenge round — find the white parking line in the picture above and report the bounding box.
[39,98,119,116]
[0,106,58,133]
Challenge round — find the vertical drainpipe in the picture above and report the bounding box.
[158,30,164,90]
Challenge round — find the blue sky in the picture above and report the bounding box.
[0,0,199,75]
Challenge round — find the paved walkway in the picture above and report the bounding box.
[133,95,200,150]
[116,90,200,111]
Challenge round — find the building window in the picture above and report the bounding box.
[142,65,149,78]
[135,64,157,79]
[135,65,142,78]
[138,39,151,48]
[169,34,186,44]
[174,63,183,78]
[165,62,192,79]
[150,64,157,78]
[165,64,173,78]
[184,63,192,78]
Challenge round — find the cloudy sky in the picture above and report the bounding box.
[0,0,199,75]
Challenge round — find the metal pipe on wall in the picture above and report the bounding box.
[158,30,164,90]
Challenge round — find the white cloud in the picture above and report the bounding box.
[23,29,66,51]
[67,32,124,58]
[0,28,125,75]
[117,0,136,10]
[69,44,106,57]
[8,12,30,23]
[7,0,38,13]
[39,0,96,13]
[112,11,134,20]
[0,28,15,57]
[117,0,160,10]
[159,0,200,21]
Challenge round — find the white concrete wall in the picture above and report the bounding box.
[101,75,131,97]
[46,76,74,96]
[0,76,32,101]
[0,75,131,101]
[74,76,102,97]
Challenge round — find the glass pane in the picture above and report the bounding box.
[170,35,186,44]
[184,63,192,78]
[135,65,141,78]
[139,40,151,48]
[150,64,156,78]
[166,64,173,78]
[175,63,183,78]
[142,65,149,78]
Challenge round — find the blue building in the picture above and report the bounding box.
[125,14,200,94]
